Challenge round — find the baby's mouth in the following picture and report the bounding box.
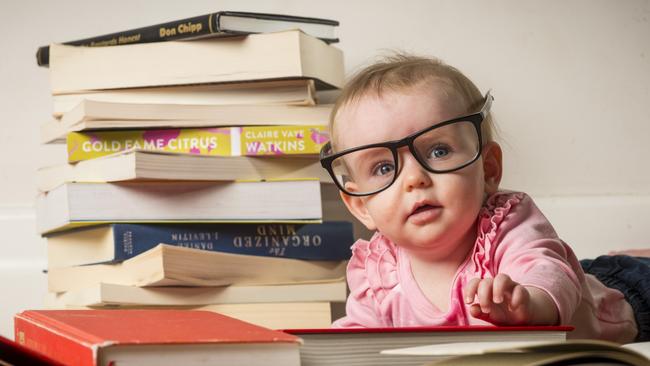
[407,202,442,223]
[410,204,438,216]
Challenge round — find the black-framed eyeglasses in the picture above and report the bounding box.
[320,91,493,196]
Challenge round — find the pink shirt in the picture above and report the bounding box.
[332,191,638,343]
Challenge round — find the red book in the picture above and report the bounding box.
[0,335,63,366]
[14,309,301,366]
[284,325,573,366]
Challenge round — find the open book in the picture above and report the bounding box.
[381,339,650,366]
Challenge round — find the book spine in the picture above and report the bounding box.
[37,14,216,67]
[238,125,329,156]
[112,222,353,262]
[14,316,94,366]
[66,126,329,162]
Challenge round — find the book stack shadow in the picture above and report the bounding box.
[36,28,367,330]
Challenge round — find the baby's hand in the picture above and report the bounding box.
[464,274,537,325]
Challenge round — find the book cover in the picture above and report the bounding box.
[66,125,329,162]
[37,11,339,66]
[49,30,343,93]
[15,309,301,366]
[47,221,353,267]
[47,244,347,292]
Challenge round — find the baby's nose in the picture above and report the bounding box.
[400,151,432,191]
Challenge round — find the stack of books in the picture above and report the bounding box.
[35,11,365,330]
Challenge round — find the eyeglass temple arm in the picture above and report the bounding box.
[480,90,494,118]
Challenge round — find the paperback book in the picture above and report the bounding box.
[66,125,329,162]
[43,101,331,143]
[49,30,343,93]
[43,301,341,331]
[44,281,348,307]
[46,221,354,267]
[50,79,316,117]
[36,180,324,234]
[37,149,331,192]
[47,244,347,292]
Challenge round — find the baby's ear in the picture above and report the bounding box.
[339,191,377,231]
[482,141,502,195]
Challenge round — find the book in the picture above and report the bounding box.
[0,334,63,366]
[47,244,347,292]
[44,301,341,330]
[49,30,343,93]
[51,79,316,117]
[35,179,324,235]
[36,150,332,192]
[37,11,340,66]
[42,101,332,143]
[384,340,650,366]
[46,221,354,267]
[198,302,342,330]
[282,326,571,366]
[14,309,301,366]
[45,281,347,307]
[65,125,329,162]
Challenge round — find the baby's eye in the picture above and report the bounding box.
[428,144,452,159]
[371,162,395,177]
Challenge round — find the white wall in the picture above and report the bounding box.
[0,0,648,338]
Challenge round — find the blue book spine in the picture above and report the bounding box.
[110,221,354,262]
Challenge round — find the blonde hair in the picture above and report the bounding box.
[330,53,495,150]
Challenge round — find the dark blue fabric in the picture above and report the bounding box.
[580,255,650,342]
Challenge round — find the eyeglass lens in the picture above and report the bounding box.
[330,120,479,195]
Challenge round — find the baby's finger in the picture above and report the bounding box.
[492,273,514,304]
[464,278,481,304]
[510,284,530,310]
[477,278,494,313]
[469,303,488,320]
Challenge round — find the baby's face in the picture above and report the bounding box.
[336,84,490,257]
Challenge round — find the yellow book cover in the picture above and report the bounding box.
[67,126,329,162]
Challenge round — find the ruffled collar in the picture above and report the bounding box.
[472,191,525,278]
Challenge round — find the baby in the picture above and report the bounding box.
[320,54,649,343]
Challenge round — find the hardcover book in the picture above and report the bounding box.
[46,221,354,267]
[50,79,316,117]
[283,326,572,366]
[0,335,63,366]
[47,244,347,292]
[44,281,348,307]
[37,10,339,66]
[49,30,343,93]
[35,180,324,235]
[14,309,301,366]
[66,125,329,162]
[43,101,331,143]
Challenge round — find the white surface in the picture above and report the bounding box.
[0,0,649,338]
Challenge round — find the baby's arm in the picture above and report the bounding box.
[463,274,559,325]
